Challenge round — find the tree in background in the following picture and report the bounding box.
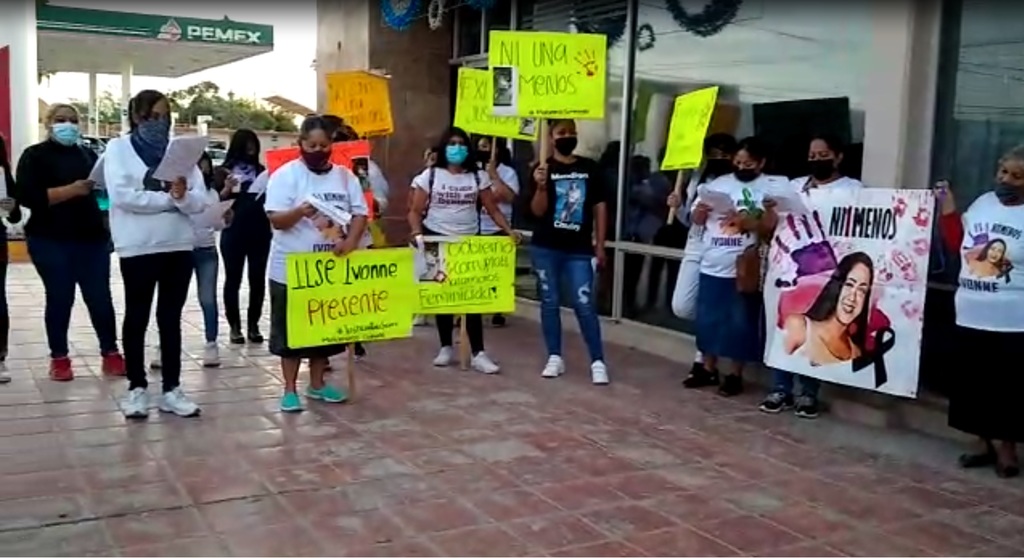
[70,91,121,127]
[167,81,298,132]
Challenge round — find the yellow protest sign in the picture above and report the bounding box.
[285,248,415,348]
[661,86,720,171]
[488,30,607,119]
[454,67,538,141]
[417,236,516,315]
[325,71,394,137]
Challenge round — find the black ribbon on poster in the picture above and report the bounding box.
[852,326,895,388]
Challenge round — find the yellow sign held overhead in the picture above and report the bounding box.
[660,86,720,171]
[285,248,415,348]
[488,31,607,119]
[325,71,394,137]
[454,67,538,141]
[417,236,516,315]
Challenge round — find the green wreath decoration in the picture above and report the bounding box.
[664,0,742,38]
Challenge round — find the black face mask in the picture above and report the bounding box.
[734,168,759,183]
[809,159,836,181]
[301,150,331,173]
[554,136,578,157]
[705,159,733,178]
[477,151,491,163]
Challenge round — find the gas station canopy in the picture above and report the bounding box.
[36,4,274,78]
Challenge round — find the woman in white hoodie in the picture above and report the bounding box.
[105,90,210,420]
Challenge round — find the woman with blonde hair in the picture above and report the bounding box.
[15,103,123,382]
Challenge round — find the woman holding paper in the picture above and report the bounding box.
[0,134,24,383]
[216,129,269,345]
[759,134,862,418]
[107,90,210,419]
[192,153,229,367]
[407,126,517,374]
[529,119,610,385]
[688,136,778,397]
[475,136,520,327]
[264,115,368,413]
[15,103,124,382]
[667,134,736,387]
[937,145,1024,478]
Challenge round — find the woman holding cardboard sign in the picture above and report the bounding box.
[265,115,368,413]
[407,126,518,374]
[475,136,520,328]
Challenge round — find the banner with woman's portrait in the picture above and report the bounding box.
[763,187,935,398]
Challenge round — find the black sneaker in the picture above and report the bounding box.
[759,391,794,414]
[794,396,820,419]
[718,374,744,397]
[492,314,507,328]
[229,329,245,344]
[682,363,719,389]
[248,328,264,344]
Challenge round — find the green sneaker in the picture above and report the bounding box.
[280,391,303,413]
[306,384,348,403]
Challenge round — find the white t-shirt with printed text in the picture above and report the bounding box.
[955,192,1024,332]
[413,167,492,236]
[264,160,368,284]
[698,173,781,278]
[479,163,520,235]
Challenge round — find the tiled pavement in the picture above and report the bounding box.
[1,261,1023,557]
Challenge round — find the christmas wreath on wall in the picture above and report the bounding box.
[664,0,742,38]
[381,0,424,31]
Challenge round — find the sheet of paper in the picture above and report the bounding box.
[306,195,353,228]
[695,186,735,213]
[152,136,209,183]
[88,153,106,187]
[764,182,809,215]
[249,170,269,198]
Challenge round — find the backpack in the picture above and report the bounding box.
[424,167,482,235]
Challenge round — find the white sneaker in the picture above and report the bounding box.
[412,315,427,327]
[471,352,501,375]
[160,387,201,417]
[433,346,454,367]
[121,387,150,419]
[542,355,565,378]
[202,342,220,368]
[591,361,610,385]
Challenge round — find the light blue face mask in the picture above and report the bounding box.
[446,144,469,165]
[51,122,80,146]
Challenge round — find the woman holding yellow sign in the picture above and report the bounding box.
[408,126,518,374]
[264,115,369,413]
[475,136,520,328]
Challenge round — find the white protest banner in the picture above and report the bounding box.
[763,187,935,398]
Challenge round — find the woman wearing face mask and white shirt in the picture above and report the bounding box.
[408,126,518,374]
[107,89,210,420]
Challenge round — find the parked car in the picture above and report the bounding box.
[80,135,107,155]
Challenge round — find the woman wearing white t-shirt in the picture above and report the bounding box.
[475,136,520,327]
[759,134,863,419]
[688,137,778,397]
[107,90,210,420]
[264,116,369,413]
[408,127,518,374]
[667,134,737,386]
[938,145,1024,478]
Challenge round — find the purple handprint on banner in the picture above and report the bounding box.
[773,210,838,288]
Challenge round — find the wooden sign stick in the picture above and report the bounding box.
[346,344,357,399]
[538,120,550,164]
[666,169,687,225]
[458,316,470,370]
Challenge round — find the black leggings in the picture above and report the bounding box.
[121,251,193,392]
[220,229,270,332]
[436,314,484,355]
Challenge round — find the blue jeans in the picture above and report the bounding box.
[27,236,118,358]
[773,368,821,400]
[193,247,219,343]
[531,246,604,362]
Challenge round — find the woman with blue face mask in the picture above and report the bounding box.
[14,103,123,382]
[407,127,518,374]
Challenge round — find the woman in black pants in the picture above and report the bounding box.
[0,134,23,383]
[105,90,209,419]
[216,129,269,344]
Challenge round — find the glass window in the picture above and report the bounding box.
[456,6,483,58]
[931,0,1024,208]
[619,1,871,331]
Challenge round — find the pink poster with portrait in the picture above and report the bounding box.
[763,187,935,398]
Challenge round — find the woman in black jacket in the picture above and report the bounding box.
[216,129,270,344]
[0,134,24,383]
